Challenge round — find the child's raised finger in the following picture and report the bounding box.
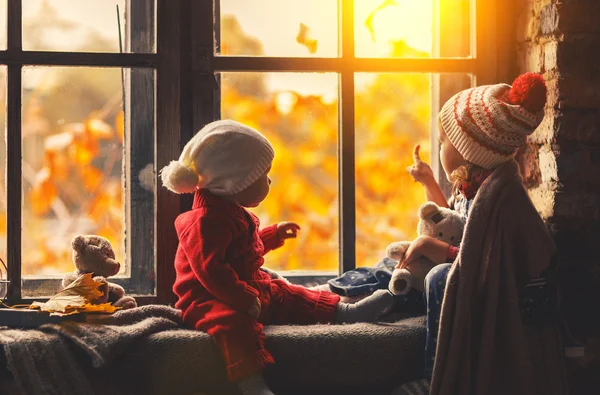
[413,145,422,164]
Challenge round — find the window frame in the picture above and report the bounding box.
[202,0,498,283]
[2,0,505,305]
[2,0,183,305]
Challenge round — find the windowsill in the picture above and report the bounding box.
[278,270,337,287]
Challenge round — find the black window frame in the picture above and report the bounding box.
[2,0,507,305]
[2,0,183,305]
[195,0,498,285]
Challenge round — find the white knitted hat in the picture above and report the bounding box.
[439,72,547,169]
[160,120,274,195]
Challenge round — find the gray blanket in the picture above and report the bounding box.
[0,305,181,395]
[0,305,426,395]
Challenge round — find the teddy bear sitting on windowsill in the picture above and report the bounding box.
[61,235,137,310]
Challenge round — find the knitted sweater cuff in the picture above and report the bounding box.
[259,224,284,252]
[447,245,460,261]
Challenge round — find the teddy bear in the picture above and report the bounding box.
[386,201,465,296]
[61,234,137,309]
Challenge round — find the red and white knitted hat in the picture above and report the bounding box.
[439,72,547,169]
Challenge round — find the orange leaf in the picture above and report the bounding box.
[30,273,104,314]
[68,125,99,166]
[28,170,57,216]
[296,23,318,54]
[44,151,70,181]
[115,110,125,144]
[79,302,120,314]
[78,165,103,190]
[71,143,94,166]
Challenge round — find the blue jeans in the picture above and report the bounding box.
[423,263,452,378]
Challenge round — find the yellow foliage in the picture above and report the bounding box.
[28,173,57,216]
[30,273,101,313]
[45,150,70,181]
[77,165,103,190]
[16,17,433,280]
[115,110,125,144]
[222,71,431,271]
[30,273,120,316]
[21,104,125,276]
[78,302,120,314]
[30,294,87,315]
[70,138,98,166]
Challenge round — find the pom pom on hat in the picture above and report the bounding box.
[160,160,200,194]
[508,72,547,112]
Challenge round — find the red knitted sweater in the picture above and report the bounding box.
[172,189,283,315]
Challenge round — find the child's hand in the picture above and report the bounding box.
[397,235,449,269]
[407,145,435,185]
[248,297,261,319]
[277,222,301,240]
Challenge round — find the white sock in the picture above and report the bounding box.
[334,289,394,323]
[237,374,275,395]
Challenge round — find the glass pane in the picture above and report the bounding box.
[354,0,471,58]
[355,73,472,269]
[0,66,6,299]
[22,0,156,53]
[22,66,156,298]
[218,0,338,57]
[220,72,339,272]
[0,0,6,50]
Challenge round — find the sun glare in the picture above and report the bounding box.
[355,0,433,57]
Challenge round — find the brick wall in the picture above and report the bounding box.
[515,0,600,339]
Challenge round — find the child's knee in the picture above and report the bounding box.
[424,263,452,294]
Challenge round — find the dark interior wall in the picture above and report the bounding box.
[514,0,600,340]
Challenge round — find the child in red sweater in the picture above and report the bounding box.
[160,120,393,395]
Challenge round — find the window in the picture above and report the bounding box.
[205,0,493,280]
[1,0,181,304]
[1,0,501,304]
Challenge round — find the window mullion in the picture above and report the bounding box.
[127,0,156,296]
[6,0,23,302]
[431,0,475,198]
[156,0,183,305]
[474,0,497,85]
[212,57,475,73]
[6,0,22,51]
[0,52,156,67]
[339,0,355,274]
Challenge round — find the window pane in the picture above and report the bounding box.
[220,72,339,272]
[0,0,6,50]
[354,0,471,58]
[22,0,156,53]
[355,73,472,268]
[21,66,156,298]
[0,66,5,299]
[218,0,338,57]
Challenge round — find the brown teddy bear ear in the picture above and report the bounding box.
[419,202,440,220]
[71,235,87,251]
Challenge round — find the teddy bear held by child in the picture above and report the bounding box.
[387,202,465,295]
[62,235,137,309]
